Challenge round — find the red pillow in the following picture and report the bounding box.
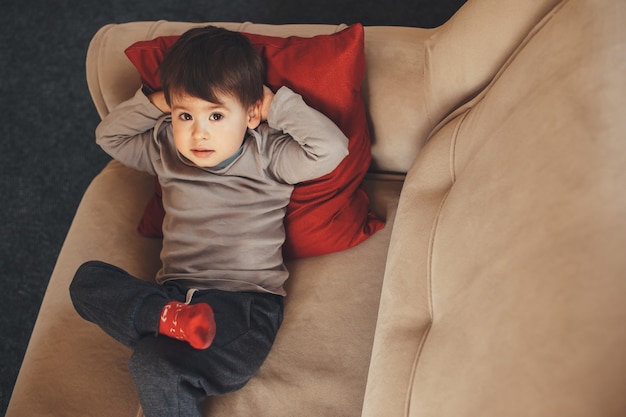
[125,24,384,259]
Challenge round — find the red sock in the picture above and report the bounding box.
[159,301,216,350]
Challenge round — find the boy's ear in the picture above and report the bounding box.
[247,101,262,129]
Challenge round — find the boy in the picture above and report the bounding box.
[70,26,348,417]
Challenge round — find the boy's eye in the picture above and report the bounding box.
[209,113,223,121]
[179,112,193,121]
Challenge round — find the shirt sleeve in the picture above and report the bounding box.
[95,88,166,175]
[265,86,350,184]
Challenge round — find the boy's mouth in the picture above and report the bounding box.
[191,149,215,158]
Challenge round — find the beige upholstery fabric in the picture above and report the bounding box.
[363,0,626,416]
[8,0,626,415]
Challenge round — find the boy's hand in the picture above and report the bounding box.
[260,85,274,122]
[148,91,171,114]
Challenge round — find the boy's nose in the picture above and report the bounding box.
[192,120,210,140]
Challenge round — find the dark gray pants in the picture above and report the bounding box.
[70,260,283,417]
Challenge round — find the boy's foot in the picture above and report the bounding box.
[159,301,216,349]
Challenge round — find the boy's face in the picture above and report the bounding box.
[170,93,260,168]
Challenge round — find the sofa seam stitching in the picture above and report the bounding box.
[404,187,451,415]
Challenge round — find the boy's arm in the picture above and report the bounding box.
[95,88,167,175]
[266,87,349,184]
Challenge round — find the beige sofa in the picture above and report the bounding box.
[7,0,626,416]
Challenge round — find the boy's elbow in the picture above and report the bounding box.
[334,134,350,164]
[322,138,350,173]
[335,143,350,167]
[95,122,111,148]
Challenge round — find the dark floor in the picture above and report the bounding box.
[0,0,466,413]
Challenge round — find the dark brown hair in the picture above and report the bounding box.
[159,26,264,108]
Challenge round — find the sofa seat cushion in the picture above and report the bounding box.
[7,159,402,417]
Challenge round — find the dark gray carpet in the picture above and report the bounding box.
[0,0,465,413]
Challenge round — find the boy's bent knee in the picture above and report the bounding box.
[69,260,121,316]
[70,261,102,297]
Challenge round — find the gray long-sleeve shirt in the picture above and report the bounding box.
[96,86,349,295]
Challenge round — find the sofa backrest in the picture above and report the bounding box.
[86,1,559,175]
[363,0,626,415]
[88,21,427,173]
